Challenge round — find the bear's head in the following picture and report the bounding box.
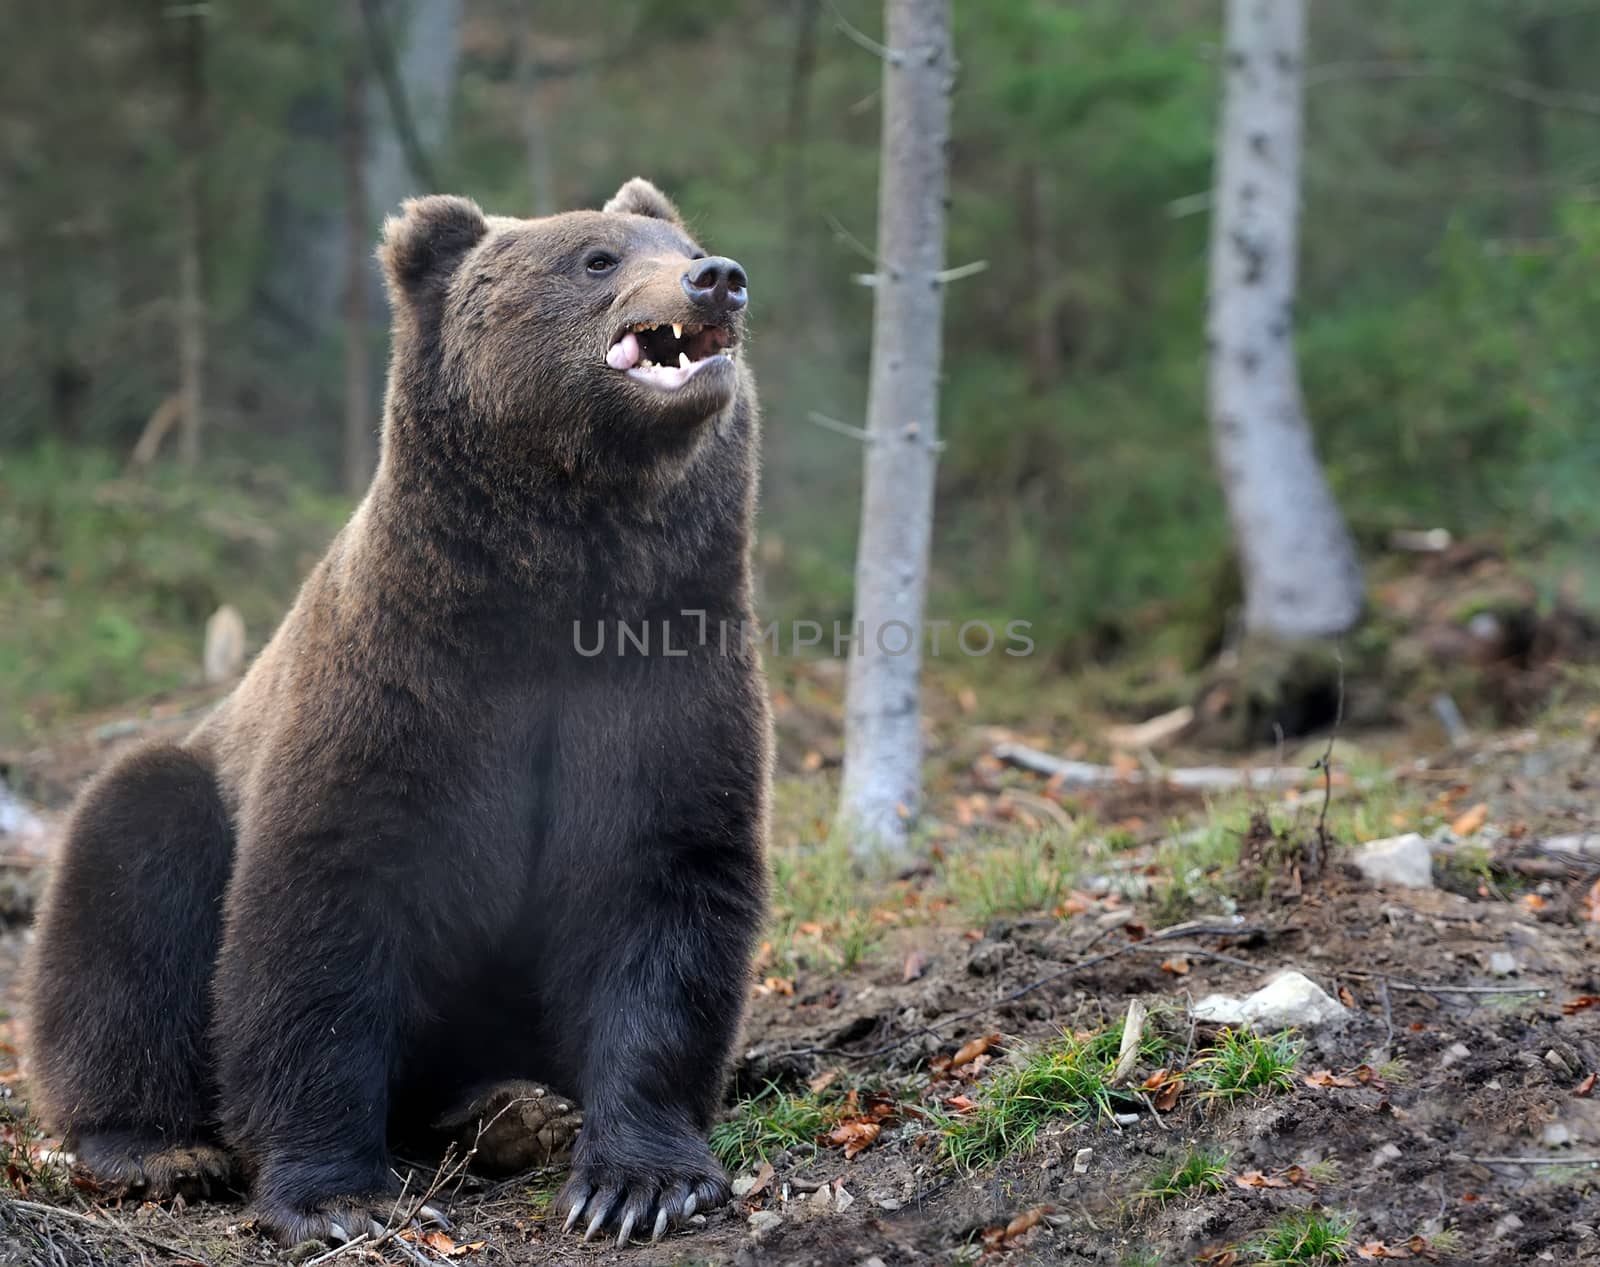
[377,178,751,486]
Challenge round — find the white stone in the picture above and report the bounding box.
[1441,1042,1471,1068]
[748,1210,783,1237]
[833,1185,855,1214]
[1542,1122,1573,1148]
[1192,970,1349,1030]
[731,1175,759,1198]
[1351,833,1435,889]
[1073,1147,1093,1175]
[1489,952,1518,977]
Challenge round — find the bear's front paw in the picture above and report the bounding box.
[554,1131,729,1247]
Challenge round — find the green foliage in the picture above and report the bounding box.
[1191,1029,1303,1099]
[709,1083,835,1173]
[1138,1147,1230,1203]
[943,1022,1167,1170]
[942,826,1081,921]
[0,446,349,741]
[1247,1210,1353,1265]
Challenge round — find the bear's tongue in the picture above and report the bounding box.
[606,332,641,371]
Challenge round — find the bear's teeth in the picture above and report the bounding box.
[672,323,683,339]
[678,352,691,370]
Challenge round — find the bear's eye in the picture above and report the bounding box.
[585,252,619,275]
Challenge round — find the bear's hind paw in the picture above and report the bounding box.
[73,1131,236,1201]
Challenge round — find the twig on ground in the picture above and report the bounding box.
[1460,1155,1600,1166]
[1340,969,1551,998]
[993,742,1307,790]
[1310,644,1345,875]
[1109,998,1148,1088]
[5,1199,209,1264]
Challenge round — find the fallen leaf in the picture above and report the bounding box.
[1356,1242,1415,1260]
[903,950,930,983]
[1338,985,1358,1008]
[1197,1248,1239,1266]
[808,1069,840,1095]
[1576,1072,1597,1097]
[826,1119,881,1159]
[1521,892,1549,913]
[1585,877,1600,923]
[763,976,795,996]
[1304,1069,1362,1089]
[1159,957,1190,976]
[747,1160,776,1199]
[1234,1170,1290,1189]
[1562,996,1599,1015]
[1001,1204,1051,1240]
[947,1032,1001,1071]
[943,1094,976,1113]
[1153,1080,1181,1112]
[1450,802,1489,837]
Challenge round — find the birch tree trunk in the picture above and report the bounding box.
[1207,0,1362,639]
[836,0,953,861]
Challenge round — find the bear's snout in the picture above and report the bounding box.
[682,256,748,315]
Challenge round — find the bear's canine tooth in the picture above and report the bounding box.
[678,352,691,369]
[672,323,683,339]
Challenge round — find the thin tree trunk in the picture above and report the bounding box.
[1206,0,1362,640]
[1513,9,1554,240]
[343,0,375,494]
[783,0,821,273]
[176,6,207,470]
[836,0,954,861]
[514,2,556,217]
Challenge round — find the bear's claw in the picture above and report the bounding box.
[72,1132,236,1201]
[555,1147,728,1247]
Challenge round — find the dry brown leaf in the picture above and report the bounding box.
[808,1069,840,1095]
[1563,996,1600,1015]
[943,1094,976,1113]
[1355,1243,1415,1260]
[1304,1069,1362,1089]
[826,1119,881,1160]
[747,1160,776,1199]
[948,1032,1002,1071]
[1585,876,1600,923]
[1234,1170,1290,1189]
[903,950,930,983]
[1154,1080,1181,1111]
[762,976,795,996]
[1338,984,1358,1008]
[1159,957,1191,976]
[1001,1204,1051,1240]
[1197,1248,1239,1266]
[1450,802,1489,837]
[1576,1072,1597,1097]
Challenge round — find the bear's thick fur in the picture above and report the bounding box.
[26,178,770,1248]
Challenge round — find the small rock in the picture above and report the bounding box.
[731,1175,759,1198]
[1546,1049,1576,1077]
[811,1185,834,1215]
[872,1195,901,1211]
[1488,951,1518,977]
[1493,1214,1524,1239]
[1113,1112,1140,1126]
[747,1210,784,1237]
[1073,1147,1093,1175]
[689,1214,707,1227]
[1441,1042,1472,1069]
[861,1259,887,1267]
[1372,1142,1403,1166]
[1542,1122,1573,1148]
[1350,833,1435,889]
[1542,833,1600,860]
[1192,970,1349,1031]
[966,940,1014,977]
[833,1185,855,1214]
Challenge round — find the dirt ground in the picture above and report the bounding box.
[1,676,1598,1266]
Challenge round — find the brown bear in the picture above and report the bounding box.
[25,178,770,1249]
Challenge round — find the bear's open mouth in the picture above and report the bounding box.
[606,321,736,391]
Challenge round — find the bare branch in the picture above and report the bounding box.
[828,1,904,65]
[1307,59,1600,118]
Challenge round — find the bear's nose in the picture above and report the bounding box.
[682,256,748,314]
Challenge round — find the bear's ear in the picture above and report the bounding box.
[602,177,682,224]
[378,195,489,302]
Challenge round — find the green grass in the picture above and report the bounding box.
[943,1022,1168,1170]
[709,1084,836,1173]
[1137,1146,1230,1203]
[942,826,1080,921]
[1191,1028,1302,1098]
[1247,1210,1353,1265]
[1,445,350,743]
